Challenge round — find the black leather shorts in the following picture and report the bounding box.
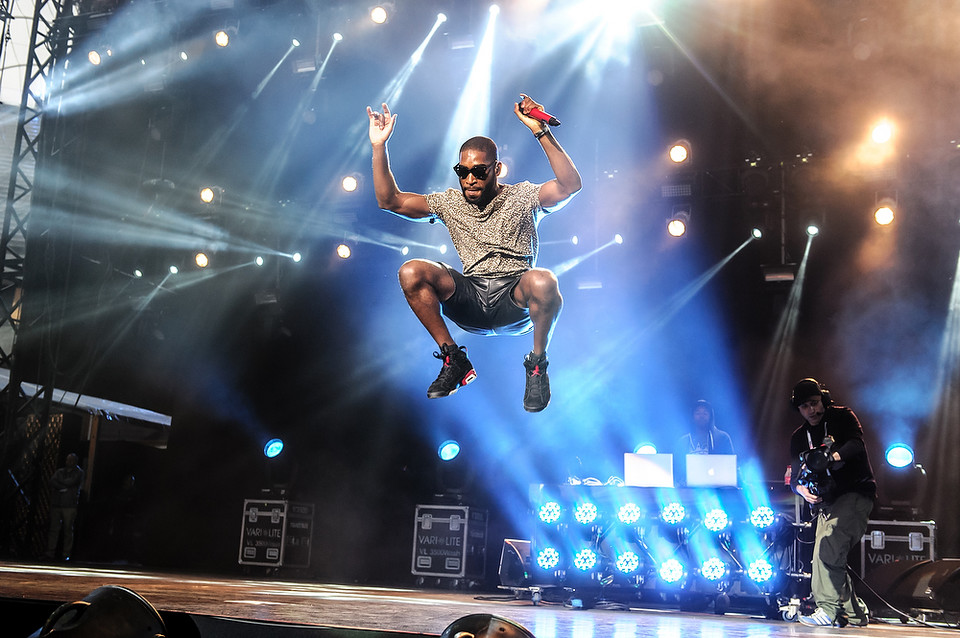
[439,264,533,336]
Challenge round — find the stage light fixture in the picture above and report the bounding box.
[489,4,500,15]
[168,265,179,274]
[752,227,763,239]
[571,235,579,245]
[538,501,562,524]
[634,443,657,454]
[704,508,729,532]
[264,438,284,458]
[573,548,598,571]
[661,502,685,525]
[668,139,691,164]
[885,443,914,468]
[292,252,302,263]
[747,558,774,583]
[537,546,561,570]
[341,174,360,192]
[194,252,209,268]
[255,256,265,266]
[701,557,726,581]
[806,223,820,237]
[199,185,223,204]
[333,32,343,41]
[667,211,689,237]
[750,505,776,529]
[134,268,143,278]
[874,194,897,225]
[292,38,301,47]
[616,550,641,574]
[871,119,893,144]
[573,502,598,525]
[438,439,461,461]
[618,502,642,525]
[214,28,234,47]
[401,246,410,256]
[88,49,102,65]
[371,6,389,24]
[438,13,447,22]
[659,558,684,583]
[614,233,623,244]
[336,243,352,259]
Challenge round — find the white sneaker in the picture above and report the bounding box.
[798,607,836,627]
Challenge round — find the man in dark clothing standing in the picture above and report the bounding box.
[789,378,876,627]
[45,452,84,561]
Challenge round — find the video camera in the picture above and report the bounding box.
[796,435,837,499]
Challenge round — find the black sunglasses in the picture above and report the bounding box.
[453,163,492,180]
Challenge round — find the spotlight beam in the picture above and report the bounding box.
[551,237,621,277]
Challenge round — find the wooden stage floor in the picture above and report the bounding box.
[1,561,957,637]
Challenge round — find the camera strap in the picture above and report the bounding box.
[806,425,833,477]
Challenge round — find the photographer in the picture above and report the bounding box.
[788,378,876,627]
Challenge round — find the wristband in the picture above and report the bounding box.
[534,128,548,139]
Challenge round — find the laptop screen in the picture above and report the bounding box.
[623,453,674,488]
[685,454,738,487]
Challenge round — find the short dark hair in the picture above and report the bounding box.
[460,136,499,162]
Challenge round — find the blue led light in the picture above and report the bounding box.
[538,501,562,524]
[537,547,561,570]
[748,558,774,583]
[750,505,776,529]
[701,557,726,581]
[661,502,685,525]
[574,502,598,525]
[659,558,684,583]
[885,444,914,468]
[438,440,460,461]
[704,508,729,532]
[574,548,598,571]
[263,438,284,458]
[616,551,640,574]
[618,502,642,525]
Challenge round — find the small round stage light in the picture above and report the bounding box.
[292,38,301,47]
[264,438,284,458]
[168,265,179,274]
[537,547,561,570]
[538,501,562,524]
[616,551,640,574]
[438,440,460,461]
[199,186,217,203]
[750,505,776,529]
[668,143,689,164]
[489,4,500,15]
[614,233,624,244]
[875,205,895,226]
[336,243,352,259]
[370,6,388,23]
[659,558,684,583]
[88,50,102,65]
[571,235,579,245]
[292,252,302,263]
[255,256,265,266]
[179,51,188,61]
[748,558,774,583]
[574,502,598,525]
[872,120,893,144]
[704,508,729,532]
[752,227,763,239]
[214,29,230,47]
[701,557,726,581]
[341,175,359,192]
[634,443,657,454]
[661,502,685,525]
[618,502,642,525]
[885,443,914,468]
[194,252,209,268]
[333,33,343,42]
[573,548,597,571]
[401,246,410,256]
[667,218,687,237]
[806,224,820,237]
[133,269,143,278]
[437,13,447,22]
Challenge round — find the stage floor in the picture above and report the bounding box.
[1,561,957,637]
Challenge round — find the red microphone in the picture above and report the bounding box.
[520,101,561,126]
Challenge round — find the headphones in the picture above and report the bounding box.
[790,377,832,408]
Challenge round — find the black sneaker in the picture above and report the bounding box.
[427,344,477,398]
[523,351,550,412]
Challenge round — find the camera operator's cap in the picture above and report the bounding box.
[791,378,823,408]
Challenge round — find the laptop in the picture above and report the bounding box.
[685,454,738,487]
[623,453,674,488]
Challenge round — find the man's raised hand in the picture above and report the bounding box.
[367,103,397,145]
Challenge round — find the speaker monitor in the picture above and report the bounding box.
[869,558,960,615]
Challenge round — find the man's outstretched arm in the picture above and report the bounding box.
[367,103,432,220]
[515,94,582,212]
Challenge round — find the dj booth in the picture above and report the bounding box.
[506,471,810,617]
